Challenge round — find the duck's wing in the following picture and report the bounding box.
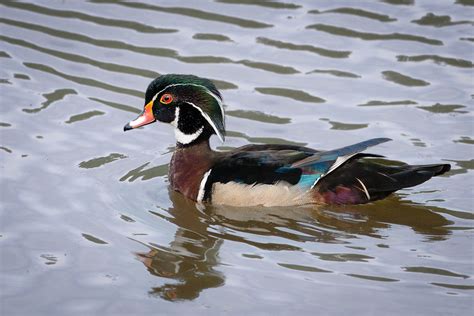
[201,139,390,201]
[208,144,315,187]
[291,138,391,189]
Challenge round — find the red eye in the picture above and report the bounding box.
[160,94,173,105]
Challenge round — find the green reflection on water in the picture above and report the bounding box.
[22,88,77,114]
[82,233,108,244]
[79,153,127,169]
[320,118,368,130]
[307,69,361,78]
[13,73,30,80]
[346,273,399,282]
[431,283,474,290]
[278,263,332,273]
[90,0,273,29]
[358,100,418,106]
[403,266,469,279]
[382,70,430,87]
[312,252,373,262]
[412,12,474,28]
[238,60,299,74]
[309,7,397,22]
[0,1,178,33]
[120,162,168,182]
[226,130,307,146]
[193,33,233,42]
[255,87,325,103]
[307,23,443,46]
[24,62,143,98]
[215,0,301,10]
[227,109,291,124]
[397,54,474,68]
[65,110,105,124]
[256,37,351,59]
[417,103,468,114]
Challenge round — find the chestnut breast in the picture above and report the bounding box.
[168,142,215,201]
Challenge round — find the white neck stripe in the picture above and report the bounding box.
[171,107,204,145]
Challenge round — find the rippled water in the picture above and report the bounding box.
[1,0,473,315]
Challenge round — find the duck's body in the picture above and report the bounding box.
[124,74,450,206]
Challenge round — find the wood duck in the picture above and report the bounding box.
[124,74,450,206]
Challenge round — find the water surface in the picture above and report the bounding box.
[1,0,473,315]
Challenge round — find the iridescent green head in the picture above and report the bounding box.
[124,74,225,145]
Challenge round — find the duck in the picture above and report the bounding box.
[124,74,450,207]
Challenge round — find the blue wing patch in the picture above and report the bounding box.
[286,138,391,189]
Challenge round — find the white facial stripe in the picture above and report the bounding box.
[170,106,179,127]
[203,90,225,128]
[185,102,225,143]
[151,83,225,129]
[172,107,204,145]
[197,169,212,202]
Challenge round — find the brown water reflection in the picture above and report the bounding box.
[136,192,225,301]
[137,190,453,301]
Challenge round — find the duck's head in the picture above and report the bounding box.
[124,74,225,146]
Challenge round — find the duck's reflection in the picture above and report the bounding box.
[137,190,452,301]
[136,192,224,301]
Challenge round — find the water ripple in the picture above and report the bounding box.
[192,33,233,42]
[278,263,332,273]
[65,110,105,124]
[255,87,325,103]
[417,103,468,114]
[23,62,144,98]
[307,23,444,46]
[120,162,168,182]
[382,70,430,87]
[256,37,351,59]
[0,18,295,76]
[412,13,474,28]
[358,100,418,106]
[0,34,161,78]
[22,88,77,114]
[90,97,140,114]
[308,7,397,22]
[226,110,291,124]
[307,69,361,78]
[79,153,127,169]
[90,0,273,28]
[320,118,369,130]
[403,266,469,279]
[397,54,474,68]
[0,1,178,33]
[215,0,302,10]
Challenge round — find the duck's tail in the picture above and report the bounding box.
[313,156,451,205]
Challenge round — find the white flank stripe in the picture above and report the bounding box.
[356,177,371,200]
[197,169,212,202]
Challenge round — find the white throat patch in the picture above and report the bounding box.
[171,107,203,145]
